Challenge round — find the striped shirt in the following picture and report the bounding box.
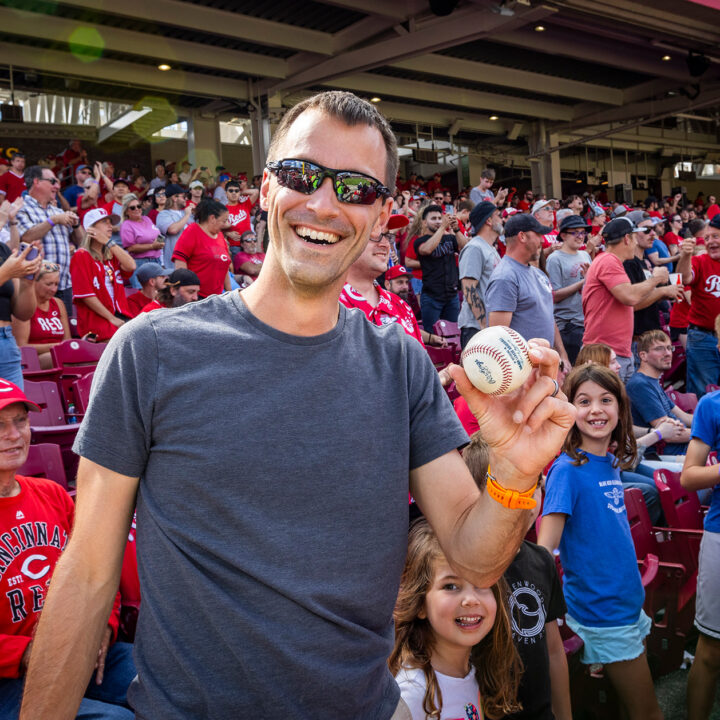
[16,195,74,290]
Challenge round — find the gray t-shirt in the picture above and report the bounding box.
[74,294,468,720]
[156,208,187,268]
[545,248,591,325]
[458,236,501,331]
[485,255,555,345]
[470,186,494,205]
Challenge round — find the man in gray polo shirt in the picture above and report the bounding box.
[21,92,574,720]
[546,214,592,365]
[487,213,570,367]
[458,201,502,349]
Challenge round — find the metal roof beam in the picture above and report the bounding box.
[316,0,427,21]
[266,4,555,94]
[0,6,287,79]
[323,72,573,121]
[51,0,333,55]
[491,28,690,81]
[390,54,623,105]
[0,42,249,102]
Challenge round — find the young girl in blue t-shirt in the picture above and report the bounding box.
[537,364,664,720]
[389,519,521,719]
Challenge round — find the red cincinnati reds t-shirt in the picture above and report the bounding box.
[688,253,720,329]
[225,198,254,244]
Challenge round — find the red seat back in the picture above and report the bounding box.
[18,443,69,491]
[665,388,698,413]
[20,346,43,373]
[654,469,704,530]
[50,339,105,369]
[624,488,658,560]
[23,380,66,426]
[71,372,95,414]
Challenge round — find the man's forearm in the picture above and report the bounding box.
[461,278,487,326]
[21,222,53,244]
[19,549,120,719]
[417,228,445,255]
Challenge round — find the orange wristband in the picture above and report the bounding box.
[486,467,537,510]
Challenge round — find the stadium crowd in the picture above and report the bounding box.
[0,91,719,719]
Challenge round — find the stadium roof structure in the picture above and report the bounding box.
[2,0,720,164]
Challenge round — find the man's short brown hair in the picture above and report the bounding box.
[637,329,670,354]
[457,200,474,213]
[480,168,496,181]
[267,91,398,191]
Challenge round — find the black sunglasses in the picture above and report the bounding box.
[266,159,390,205]
[126,204,141,211]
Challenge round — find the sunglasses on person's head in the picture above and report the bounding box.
[266,159,390,205]
[40,262,60,273]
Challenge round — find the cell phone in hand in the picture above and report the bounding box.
[19,243,39,280]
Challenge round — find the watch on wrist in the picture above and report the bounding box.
[486,468,538,510]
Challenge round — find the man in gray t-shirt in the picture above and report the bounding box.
[458,201,502,349]
[486,213,570,367]
[156,184,193,267]
[545,214,592,364]
[21,92,575,720]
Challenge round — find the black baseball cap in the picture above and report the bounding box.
[504,213,552,237]
[709,214,720,230]
[164,183,185,197]
[166,268,200,287]
[602,217,651,243]
[469,201,497,233]
[559,215,591,233]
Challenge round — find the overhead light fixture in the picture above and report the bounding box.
[662,55,671,61]
[158,64,172,71]
[489,115,499,121]
[370,97,381,103]
[535,25,545,31]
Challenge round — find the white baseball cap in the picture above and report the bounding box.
[531,199,554,214]
[83,207,110,231]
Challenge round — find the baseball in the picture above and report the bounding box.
[460,326,532,395]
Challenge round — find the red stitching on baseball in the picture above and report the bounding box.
[461,344,513,394]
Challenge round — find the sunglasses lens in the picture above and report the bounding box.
[336,173,378,205]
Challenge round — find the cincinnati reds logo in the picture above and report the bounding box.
[509,585,546,640]
[220,254,229,262]
[21,554,50,580]
[227,210,248,224]
[705,275,720,298]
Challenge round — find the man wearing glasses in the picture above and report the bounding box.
[223,179,259,256]
[62,164,92,208]
[21,92,574,720]
[545,215,593,364]
[16,166,80,315]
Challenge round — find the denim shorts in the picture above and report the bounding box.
[566,609,651,665]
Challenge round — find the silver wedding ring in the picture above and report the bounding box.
[550,379,560,397]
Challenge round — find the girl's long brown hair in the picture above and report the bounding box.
[389,519,521,719]
[562,363,637,470]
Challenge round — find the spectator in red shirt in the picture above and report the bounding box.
[582,217,672,382]
[141,268,201,313]
[126,263,170,317]
[172,199,231,298]
[70,208,136,341]
[11,261,71,368]
[339,231,425,346]
[0,153,26,204]
[517,189,534,213]
[0,378,136,719]
[186,180,205,212]
[223,179,259,254]
[232,231,265,285]
[145,187,167,224]
[679,216,720,396]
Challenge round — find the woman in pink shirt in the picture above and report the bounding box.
[120,194,166,288]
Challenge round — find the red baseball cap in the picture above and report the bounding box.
[0,379,40,412]
[387,214,410,231]
[385,265,411,280]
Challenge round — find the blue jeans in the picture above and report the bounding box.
[621,470,662,524]
[410,277,423,296]
[687,327,720,398]
[420,293,459,332]
[0,326,23,389]
[0,642,136,719]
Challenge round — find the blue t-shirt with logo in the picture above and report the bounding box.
[543,451,644,627]
[689,390,720,532]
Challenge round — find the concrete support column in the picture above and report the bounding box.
[187,113,221,172]
[547,132,562,200]
[248,104,267,177]
[528,123,562,199]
